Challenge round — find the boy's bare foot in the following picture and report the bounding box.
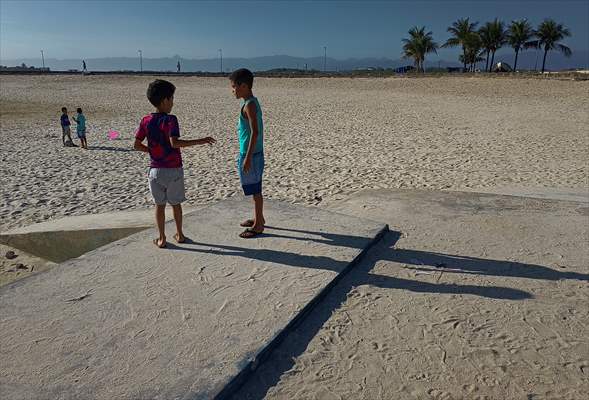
[174,233,186,243]
[240,219,265,227]
[153,237,166,248]
[239,227,264,239]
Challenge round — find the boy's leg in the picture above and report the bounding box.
[171,204,185,242]
[62,128,66,145]
[167,168,187,243]
[238,153,266,231]
[154,204,166,247]
[149,168,168,248]
[252,194,264,231]
[63,127,72,145]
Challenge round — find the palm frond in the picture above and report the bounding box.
[557,43,572,57]
[442,38,460,48]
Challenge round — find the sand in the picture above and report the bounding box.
[1,75,588,399]
[1,75,588,232]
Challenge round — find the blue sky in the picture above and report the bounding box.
[1,0,588,60]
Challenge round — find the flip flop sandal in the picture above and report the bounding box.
[153,238,167,248]
[239,228,263,239]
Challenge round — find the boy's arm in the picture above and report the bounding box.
[242,101,259,173]
[170,137,215,148]
[134,138,149,152]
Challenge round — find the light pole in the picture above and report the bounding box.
[40,50,45,69]
[323,46,327,72]
[138,49,143,72]
[218,49,223,73]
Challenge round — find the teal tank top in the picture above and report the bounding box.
[237,97,263,155]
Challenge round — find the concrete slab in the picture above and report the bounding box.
[233,189,589,399]
[0,198,386,400]
[455,186,589,203]
[0,207,197,263]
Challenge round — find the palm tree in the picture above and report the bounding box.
[461,33,485,72]
[526,19,572,73]
[443,18,478,71]
[478,24,493,71]
[402,26,439,73]
[507,19,535,71]
[483,18,507,72]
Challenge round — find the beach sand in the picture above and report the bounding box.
[1,75,587,232]
[1,75,588,399]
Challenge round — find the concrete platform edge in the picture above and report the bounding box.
[213,224,390,400]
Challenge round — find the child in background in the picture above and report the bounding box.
[72,107,87,149]
[60,107,73,146]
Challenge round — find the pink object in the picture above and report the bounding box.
[107,130,120,140]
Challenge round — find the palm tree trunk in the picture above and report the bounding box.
[485,52,490,72]
[541,48,548,73]
[489,50,496,72]
[462,47,467,72]
[514,49,519,71]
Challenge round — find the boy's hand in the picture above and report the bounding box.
[243,157,252,173]
[200,137,216,145]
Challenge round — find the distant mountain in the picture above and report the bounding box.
[1,51,587,72]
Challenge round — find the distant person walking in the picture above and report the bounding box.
[60,107,74,146]
[72,107,88,149]
[82,60,87,72]
[177,60,181,73]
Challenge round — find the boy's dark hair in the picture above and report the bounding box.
[146,79,176,107]
[61,107,67,112]
[230,68,254,88]
[77,107,82,113]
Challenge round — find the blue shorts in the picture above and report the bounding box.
[237,152,264,195]
[77,129,86,139]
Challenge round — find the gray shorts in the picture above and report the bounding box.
[148,168,186,205]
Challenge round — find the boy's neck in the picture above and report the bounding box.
[155,108,168,114]
[242,90,254,99]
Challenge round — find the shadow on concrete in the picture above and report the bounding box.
[176,235,533,302]
[392,249,589,282]
[260,225,373,249]
[181,226,587,283]
[214,230,539,400]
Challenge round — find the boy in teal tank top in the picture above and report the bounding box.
[230,68,266,238]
